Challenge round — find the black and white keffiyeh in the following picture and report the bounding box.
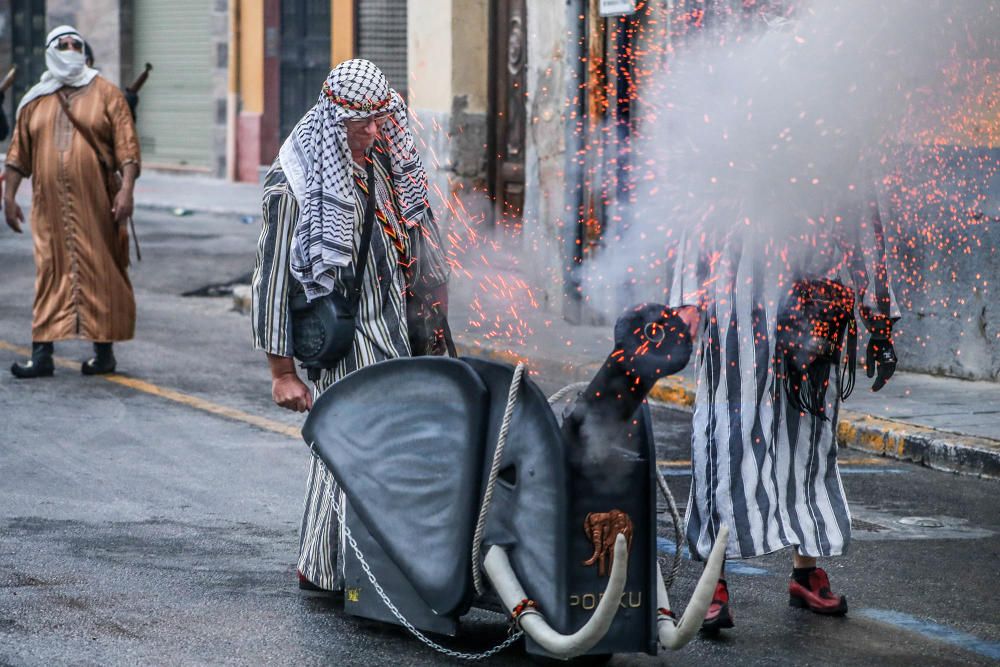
[279,58,430,300]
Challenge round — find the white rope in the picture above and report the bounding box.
[547,381,590,406]
[655,466,684,590]
[471,362,526,596]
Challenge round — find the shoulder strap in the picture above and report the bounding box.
[57,91,113,174]
[348,157,378,314]
[57,90,142,262]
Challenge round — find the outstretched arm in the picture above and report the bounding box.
[843,190,901,390]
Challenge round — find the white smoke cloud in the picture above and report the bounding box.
[581,0,999,317]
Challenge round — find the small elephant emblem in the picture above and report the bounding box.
[582,510,634,577]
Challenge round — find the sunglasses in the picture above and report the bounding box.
[345,114,391,129]
[55,38,84,52]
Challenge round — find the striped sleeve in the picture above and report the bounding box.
[668,225,709,310]
[408,207,450,289]
[841,190,901,336]
[251,167,300,357]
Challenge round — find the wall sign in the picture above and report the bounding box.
[599,0,637,17]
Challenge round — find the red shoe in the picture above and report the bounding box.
[701,579,735,633]
[788,567,848,615]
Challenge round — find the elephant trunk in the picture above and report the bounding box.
[656,525,730,650]
[484,533,630,659]
[581,526,603,568]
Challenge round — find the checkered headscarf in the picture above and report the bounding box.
[280,59,430,300]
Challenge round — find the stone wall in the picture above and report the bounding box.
[886,145,1000,381]
[407,0,489,227]
[522,0,570,312]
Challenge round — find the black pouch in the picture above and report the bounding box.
[290,290,357,379]
[290,159,376,380]
[775,278,858,419]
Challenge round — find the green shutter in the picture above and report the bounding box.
[132,0,214,170]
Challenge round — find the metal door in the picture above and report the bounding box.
[356,0,407,100]
[279,0,330,143]
[10,0,46,121]
[487,0,527,228]
[132,0,213,169]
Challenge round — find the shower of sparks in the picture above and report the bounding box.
[409,0,999,364]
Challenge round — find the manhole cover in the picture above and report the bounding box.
[897,516,944,528]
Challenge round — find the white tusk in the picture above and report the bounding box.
[657,524,730,650]
[484,533,630,659]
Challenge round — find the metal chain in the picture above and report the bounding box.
[471,362,525,596]
[319,464,523,661]
[655,467,684,589]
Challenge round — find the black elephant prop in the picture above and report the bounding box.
[302,303,729,661]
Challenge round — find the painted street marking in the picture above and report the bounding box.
[857,608,1000,660]
[659,464,906,477]
[656,537,769,576]
[0,340,300,440]
[658,457,896,468]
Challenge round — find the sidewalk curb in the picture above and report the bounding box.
[454,339,1000,481]
[135,201,259,219]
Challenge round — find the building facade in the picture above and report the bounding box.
[1,0,995,380]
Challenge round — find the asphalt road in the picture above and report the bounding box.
[1,208,998,666]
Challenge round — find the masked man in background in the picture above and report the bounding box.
[251,59,451,593]
[4,26,140,378]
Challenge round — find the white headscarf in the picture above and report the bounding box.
[16,25,99,118]
[279,58,430,300]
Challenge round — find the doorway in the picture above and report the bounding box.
[279,0,331,142]
[487,0,527,229]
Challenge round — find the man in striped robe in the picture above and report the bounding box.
[669,192,899,630]
[251,60,450,593]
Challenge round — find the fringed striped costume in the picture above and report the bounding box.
[669,199,899,561]
[251,146,448,589]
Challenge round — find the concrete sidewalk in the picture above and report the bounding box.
[443,262,1000,480]
[151,169,998,480]
[134,171,262,218]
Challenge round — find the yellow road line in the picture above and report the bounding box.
[0,340,300,439]
[0,340,915,461]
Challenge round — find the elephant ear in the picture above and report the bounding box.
[302,357,489,616]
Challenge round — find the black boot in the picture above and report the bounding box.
[11,342,55,378]
[82,342,116,375]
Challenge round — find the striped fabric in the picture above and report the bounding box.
[251,145,448,589]
[669,202,899,561]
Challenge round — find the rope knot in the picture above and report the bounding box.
[509,598,540,632]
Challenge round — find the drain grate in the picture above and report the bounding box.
[851,517,889,532]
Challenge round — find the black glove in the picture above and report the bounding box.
[865,337,896,391]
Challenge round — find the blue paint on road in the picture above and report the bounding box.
[858,608,1000,660]
[660,467,906,477]
[656,536,769,576]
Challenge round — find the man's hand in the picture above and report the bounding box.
[267,353,312,412]
[865,338,897,392]
[272,371,313,412]
[4,199,23,233]
[112,188,134,225]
